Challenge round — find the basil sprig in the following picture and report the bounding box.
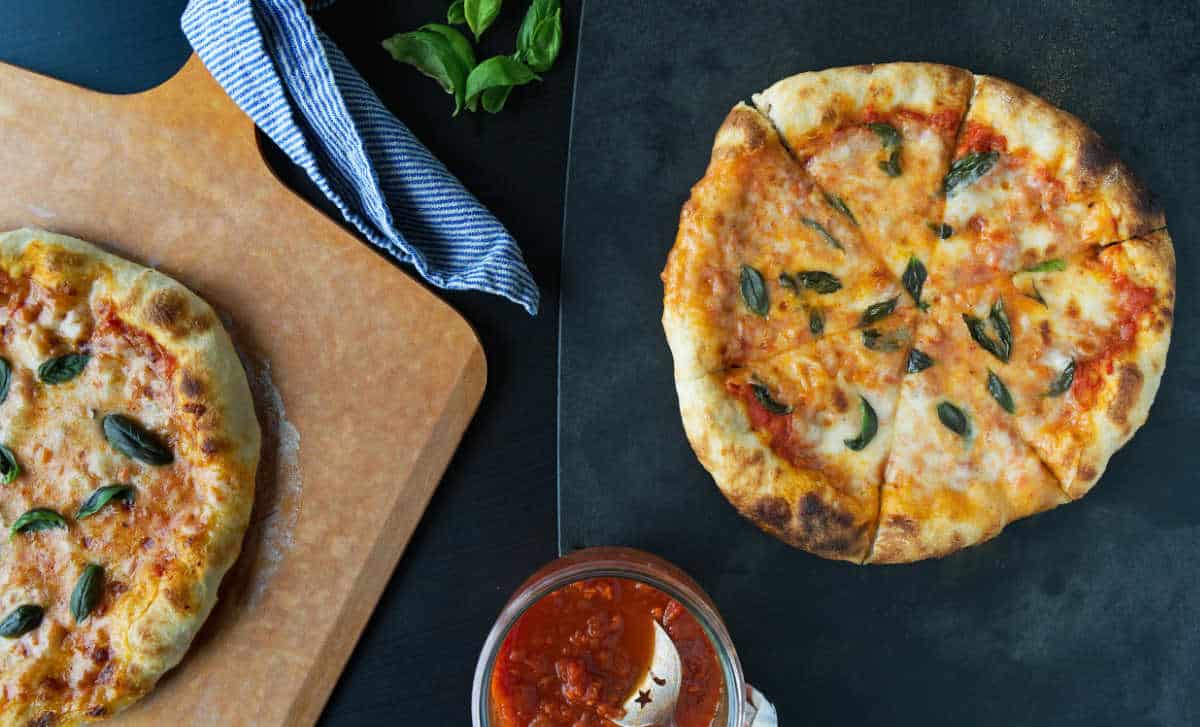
[515,0,562,73]
[740,265,769,316]
[10,508,67,538]
[937,401,970,437]
[987,370,1015,413]
[463,0,502,40]
[784,271,842,294]
[868,122,902,177]
[465,56,539,114]
[801,218,844,251]
[447,0,467,24]
[382,25,476,114]
[750,381,792,415]
[77,484,135,520]
[0,605,42,638]
[38,353,89,384]
[1047,358,1076,397]
[103,414,173,466]
[71,564,104,623]
[0,445,18,485]
[963,298,1012,362]
[843,396,878,451]
[944,151,1000,195]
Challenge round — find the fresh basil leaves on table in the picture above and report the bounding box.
[384,0,564,115]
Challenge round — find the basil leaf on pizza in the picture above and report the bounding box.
[943,150,1000,195]
[104,414,174,466]
[0,357,10,404]
[936,401,970,437]
[750,381,793,415]
[77,484,136,519]
[0,605,42,638]
[38,353,89,384]
[800,218,844,250]
[808,308,824,336]
[905,347,934,373]
[928,222,952,239]
[1024,259,1066,273]
[902,257,927,307]
[860,297,898,326]
[793,270,842,294]
[824,193,857,225]
[843,396,878,451]
[70,564,104,623]
[987,370,1015,413]
[739,265,769,316]
[0,444,18,485]
[1047,358,1076,397]
[10,508,68,538]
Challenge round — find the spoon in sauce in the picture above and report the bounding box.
[611,620,683,727]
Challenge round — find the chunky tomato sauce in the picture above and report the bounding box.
[727,381,820,469]
[490,578,723,727]
[1071,264,1157,407]
[959,121,1008,154]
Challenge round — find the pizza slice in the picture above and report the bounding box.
[663,103,905,381]
[928,75,1164,294]
[931,231,1174,499]
[753,62,974,291]
[869,317,1067,563]
[675,310,917,562]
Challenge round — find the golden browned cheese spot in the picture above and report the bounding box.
[183,402,207,417]
[727,109,768,152]
[888,515,918,536]
[1107,364,1144,427]
[1077,463,1098,484]
[146,288,187,330]
[754,496,792,530]
[1039,319,1052,347]
[832,388,849,413]
[201,437,223,455]
[1078,136,1162,232]
[1065,300,1082,319]
[180,371,204,398]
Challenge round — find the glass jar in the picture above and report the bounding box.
[471,546,750,727]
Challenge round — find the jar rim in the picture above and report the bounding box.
[471,546,746,727]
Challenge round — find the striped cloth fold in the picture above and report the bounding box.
[181,0,540,314]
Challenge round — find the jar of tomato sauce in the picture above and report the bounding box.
[472,547,774,727]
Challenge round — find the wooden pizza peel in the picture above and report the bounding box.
[0,54,487,724]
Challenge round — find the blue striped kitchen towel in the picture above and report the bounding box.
[181,0,540,314]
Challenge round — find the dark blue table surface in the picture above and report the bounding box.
[0,1,578,724]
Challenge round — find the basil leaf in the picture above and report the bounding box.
[863,328,908,353]
[10,508,67,538]
[0,357,10,404]
[800,218,844,251]
[987,370,1015,413]
[382,28,474,114]
[778,273,797,292]
[944,151,1000,195]
[0,444,19,485]
[794,271,842,294]
[465,56,538,113]
[481,85,514,113]
[76,484,135,520]
[750,382,792,415]
[809,308,824,336]
[962,302,1012,363]
[902,257,927,307]
[739,265,769,316]
[38,353,89,384]
[879,148,902,177]
[936,401,970,437]
[1024,259,1066,273]
[516,0,562,73]
[0,605,42,638]
[71,564,104,623]
[843,396,878,451]
[1047,358,1076,397]
[905,347,934,373]
[928,222,953,239]
[103,414,173,466]
[823,193,857,226]
[990,299,1013,360]
[464,0,502,40]
[447,0,466,24]
[1025,281,1047,306]
[860,297,898,327]
[867,122,901,149]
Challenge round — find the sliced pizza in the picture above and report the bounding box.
[663,103,904,381]
[928,75,1164,294]
[870,318,1067,563]
[931,231,1174,499]
[753,62,974,292]
[676,311,917,562]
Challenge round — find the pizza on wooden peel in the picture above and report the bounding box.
[663,63,1172,563]
[0,229,259,723]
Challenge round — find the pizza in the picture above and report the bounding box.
[662,64,1172,563]
[0,229,260,722]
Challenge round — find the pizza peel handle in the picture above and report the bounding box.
[0,54,487,725]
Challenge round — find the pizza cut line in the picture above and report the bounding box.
[662,63,1172,564]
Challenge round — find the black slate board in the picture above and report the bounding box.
[559,1,1200,723]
